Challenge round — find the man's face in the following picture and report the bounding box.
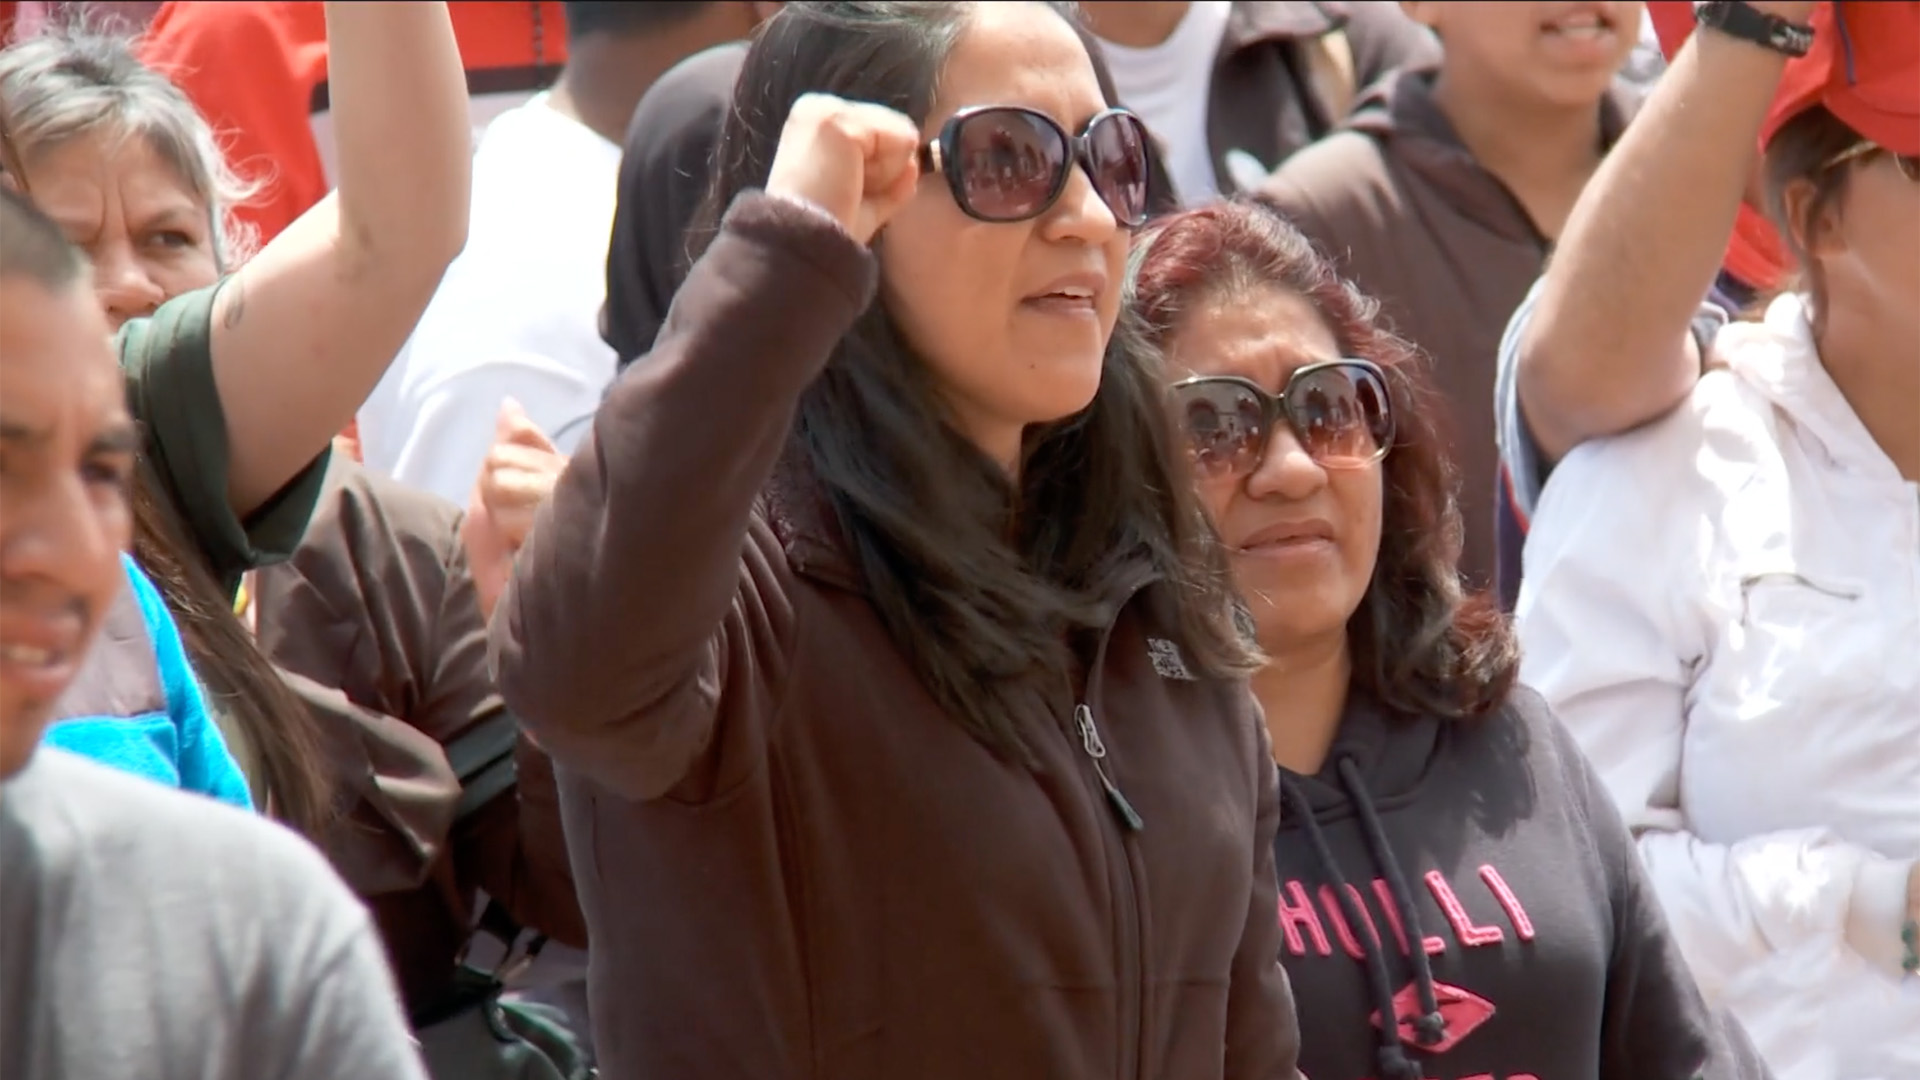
[0,276,138,779]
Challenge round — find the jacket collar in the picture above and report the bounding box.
[1722,293,1909,484]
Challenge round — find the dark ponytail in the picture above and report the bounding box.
[131,484,336,835]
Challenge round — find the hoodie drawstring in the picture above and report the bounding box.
[1277,759,1447,1080]
[1338,757,1446,1047]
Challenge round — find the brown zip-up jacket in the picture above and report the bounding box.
[256,458,584,1017]
[494,193,1301,1080]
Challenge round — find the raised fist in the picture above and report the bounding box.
[765,93,925,245]
[460,397,565,621]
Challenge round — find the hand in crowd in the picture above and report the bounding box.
[765,93,924,244]
[462,398,565,622]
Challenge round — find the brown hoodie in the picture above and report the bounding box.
[1177,0,1438,200]
[255,459,583,1017]
[494,193,1302,1080]
[1255,68,1637,588]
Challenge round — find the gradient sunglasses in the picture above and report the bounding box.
[1171,360,1396,477]
[918,105,1153,227]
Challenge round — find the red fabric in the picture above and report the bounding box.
[1649,2,1920,155]
[1723,205,1790,292]
[1644,2,1920,292]
[1764,2,1920,155]
[140,1,568,246]
[1646,0,1698,57]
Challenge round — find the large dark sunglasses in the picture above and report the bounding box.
[919,105,1152,227]
[1171,360,1395,477]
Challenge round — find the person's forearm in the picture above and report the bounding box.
[323,1,470,276]
[1520,18,1800,459]
[211,1,471,515]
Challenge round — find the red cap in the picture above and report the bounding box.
[1649,2,1920,155]
[1644,2,1920,291]
[1764,2,1920,156]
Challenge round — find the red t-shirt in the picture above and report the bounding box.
[140,1,568,246]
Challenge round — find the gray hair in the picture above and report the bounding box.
[0,20,259,267]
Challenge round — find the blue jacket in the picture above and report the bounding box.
[44,554,252,808]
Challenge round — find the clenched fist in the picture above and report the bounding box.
[766,93,925,244]
[460,397,566,622]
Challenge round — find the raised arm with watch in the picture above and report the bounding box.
[1694,0,1816,57]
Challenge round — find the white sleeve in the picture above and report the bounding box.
[1516,435,1914,1003]
[379,355,602,507]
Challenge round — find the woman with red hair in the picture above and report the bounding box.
[1128,199,1722,1080]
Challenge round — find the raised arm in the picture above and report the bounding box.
[1514,1,1814,465]
[210,1,471,517]
[491,95,916,802]
[492,193,874,801]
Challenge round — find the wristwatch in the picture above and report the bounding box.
[1694,0,1815,57]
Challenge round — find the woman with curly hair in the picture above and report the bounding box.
[1130,199,1724,1080]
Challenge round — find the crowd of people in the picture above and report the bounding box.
[0,2,1913,1079]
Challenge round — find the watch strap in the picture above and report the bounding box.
[1694,0,1815,58]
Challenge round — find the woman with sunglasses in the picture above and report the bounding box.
[1131,200,1723,1080]
[491,4,1299,1079]
[1515,5,1920,1076]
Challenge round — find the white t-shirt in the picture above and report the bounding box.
[0,750,427,1080]
[358,93,623,506]
[1095,0,1234,206]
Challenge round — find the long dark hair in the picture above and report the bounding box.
[129,485,335,833]
[0,91,335,834]
[1129,201,1519,720]
[688,1,1258,760]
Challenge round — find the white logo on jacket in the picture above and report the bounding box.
[1146,638,1196,681]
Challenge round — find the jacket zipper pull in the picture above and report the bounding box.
[1074,704,1144,832]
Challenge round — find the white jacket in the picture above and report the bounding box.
[1516,294,1920,1080]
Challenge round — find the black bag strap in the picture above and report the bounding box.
[443,708,551,985]
[447,706,520,823]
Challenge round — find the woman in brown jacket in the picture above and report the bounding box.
[492,3,1300,1078]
